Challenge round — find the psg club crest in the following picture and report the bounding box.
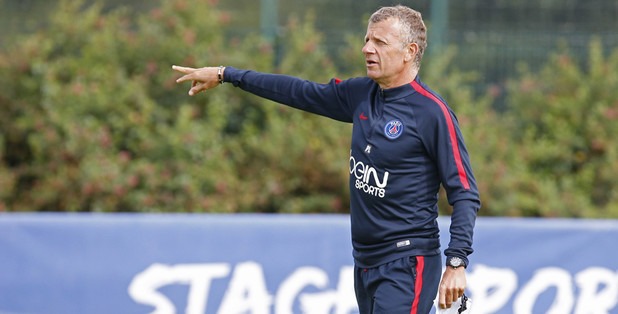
[384,119,404,139]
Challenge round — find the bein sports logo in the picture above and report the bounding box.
[349,153,389,198]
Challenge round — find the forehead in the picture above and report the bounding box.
[365,18,403,39]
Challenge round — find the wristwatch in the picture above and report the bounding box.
[446,256,466,269]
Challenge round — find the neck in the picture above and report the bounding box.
[377,68,418,89]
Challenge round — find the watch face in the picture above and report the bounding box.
[449,257,463,267]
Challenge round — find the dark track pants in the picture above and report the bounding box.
[354,255,442,314]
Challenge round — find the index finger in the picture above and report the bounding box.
[171,65,196,74]
[172,65,199,84]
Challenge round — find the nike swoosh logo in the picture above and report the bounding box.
[359,113,368,120]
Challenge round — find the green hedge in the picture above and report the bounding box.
[1,0,616,217]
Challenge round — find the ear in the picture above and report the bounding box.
[405,43,419,63]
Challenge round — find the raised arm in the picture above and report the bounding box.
[173,65,358,123]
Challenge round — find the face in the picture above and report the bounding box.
[362,18,416,88]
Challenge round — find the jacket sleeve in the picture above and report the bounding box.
[223,67,354,123]
[421,102,481,266]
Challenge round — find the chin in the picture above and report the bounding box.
[366,70,379,80]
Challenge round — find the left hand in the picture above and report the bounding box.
[438,266,467,309]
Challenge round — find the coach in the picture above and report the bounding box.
[173,5,480,313]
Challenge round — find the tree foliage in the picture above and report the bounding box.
[504,39,618,217]
[0,0,617,217]
[0,0,349,213]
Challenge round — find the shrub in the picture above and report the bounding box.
[2,0,616,218]
[504,39,618,217]
[0,0,350,213]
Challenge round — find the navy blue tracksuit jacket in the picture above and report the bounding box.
[224,67,480,268]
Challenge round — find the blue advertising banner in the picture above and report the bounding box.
[0,214,617,314]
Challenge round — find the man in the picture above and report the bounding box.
[173,5,479,313]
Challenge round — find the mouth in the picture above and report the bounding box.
[366,60,378,67]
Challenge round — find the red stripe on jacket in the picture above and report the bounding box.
[411,81,471,190]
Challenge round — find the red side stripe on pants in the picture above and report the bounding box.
[410,256,425,314]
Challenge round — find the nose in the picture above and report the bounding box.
[362,41,375,54]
